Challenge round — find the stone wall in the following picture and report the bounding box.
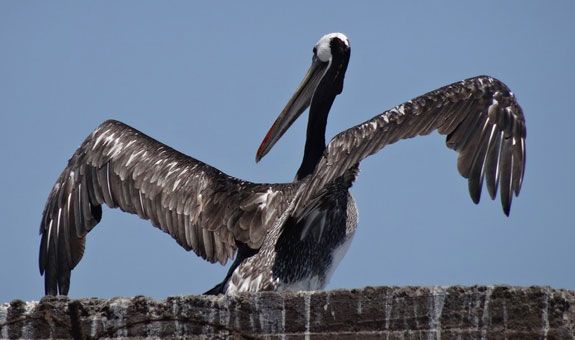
[1,286,574,339]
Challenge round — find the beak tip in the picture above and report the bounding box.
[255,146,265,163]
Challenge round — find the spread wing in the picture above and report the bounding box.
[297,76,526,215]
[39,119,295,295]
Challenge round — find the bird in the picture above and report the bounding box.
[39,32,526,296]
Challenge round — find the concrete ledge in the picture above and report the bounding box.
[1,286,574,339]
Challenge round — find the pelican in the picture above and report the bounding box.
[39,33,526,296]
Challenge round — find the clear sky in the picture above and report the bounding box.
[1,1,573,302]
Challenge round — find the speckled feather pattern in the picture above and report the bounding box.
[296,76,526,216]
[39,120,297,295]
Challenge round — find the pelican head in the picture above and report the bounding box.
[256,33,350,163]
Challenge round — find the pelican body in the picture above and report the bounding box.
[39,33,526,296]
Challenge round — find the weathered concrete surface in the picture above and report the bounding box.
[1,286,574,339]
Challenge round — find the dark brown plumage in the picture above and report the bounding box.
[39,33,526,296]
[294,76,525,216]
[39,120,296,295]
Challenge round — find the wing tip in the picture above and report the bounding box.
[503,205,511,217]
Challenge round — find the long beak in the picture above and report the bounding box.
[256,57,327,162]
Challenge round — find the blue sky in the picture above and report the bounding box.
[1,1,573,302]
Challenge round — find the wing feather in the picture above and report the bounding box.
[467,122,493,204]
[296,76,526,216]
[39,119,295,295]
[499,137,514,215]
[484,130,502,200]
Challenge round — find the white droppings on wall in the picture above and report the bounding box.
[428,286,447,340]
[171,298,182,336]
[281,297,286,340]
[480,286,494,340]
[384,289,394,331]
[502,296,508,340]
[0,303,9,339]
[107,298,131,337]
[542,290,550,340]
[1,286,573,339]
[20,302,38,339]
[303,291,311,340]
